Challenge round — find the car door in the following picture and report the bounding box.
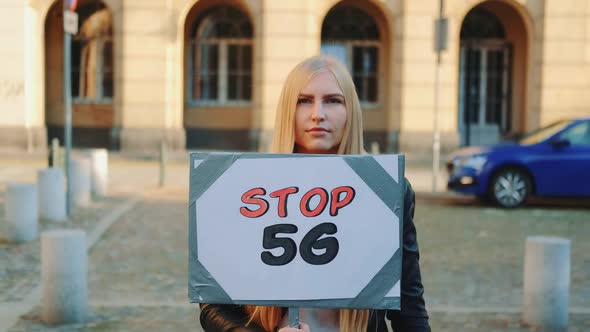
[532,121,590,196]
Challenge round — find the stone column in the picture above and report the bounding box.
[5,183,38,242]
[70,158,91,207]
[522,236,570,330]
[37,168,66,222]
[87,149,108,197]
[41,230,88,324]
[255,1,318,152]
[118,1,185,153]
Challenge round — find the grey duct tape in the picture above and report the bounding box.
[189,153,404,309]
[189,153,239,303]
[342,155,404,307]
[349,249,402,308]
[342,155,403,215]
[190,153,241,206]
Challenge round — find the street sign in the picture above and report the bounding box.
[63,10,78,35]
[434,17,448,52]
[68,0,79,11]
[189,153,405,309]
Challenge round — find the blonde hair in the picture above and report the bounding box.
[245,306,369,332]
[270,55,365,154]
[248,56,369,331]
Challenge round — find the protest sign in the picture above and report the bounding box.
[189,153,404,309]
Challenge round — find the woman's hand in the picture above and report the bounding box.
[278,322,311,332]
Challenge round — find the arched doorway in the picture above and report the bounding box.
[458,2,528,146]
[184,3,254,150]
[45,0,115,149]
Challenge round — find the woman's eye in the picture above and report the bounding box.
[297,98,312,104]
[326,97,343,104]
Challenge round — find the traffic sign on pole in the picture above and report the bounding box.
[432,0,446,193]
[63,0,74,216]
[434,17,448,52]
[68,0,78,11]
[63,10,78,35]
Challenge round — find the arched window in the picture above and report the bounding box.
[189,5,253,105]
[321,6,380,103]
[460,7,506,40]
[72,2,113,101]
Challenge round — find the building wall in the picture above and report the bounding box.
[117,0,186,151]
[399,0,538,152]
[0,0,46,150]
[539,0,590,124]
[2,0,589,153]
[587,2,590,66]
[0,1,26,128]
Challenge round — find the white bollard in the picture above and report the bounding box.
[370,141,380,154]
[5,183,38,242]
[70,158,92,207]
[87,149,108,197]
[37,168,67,222]
[522,236,571,330]
[41,229,88,324]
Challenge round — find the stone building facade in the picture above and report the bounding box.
[1,0,589,153]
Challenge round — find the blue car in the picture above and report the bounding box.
[447,117,590,207]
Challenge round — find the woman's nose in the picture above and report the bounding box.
[311,101,326,121]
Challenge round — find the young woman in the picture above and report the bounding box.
[199,56,430,332]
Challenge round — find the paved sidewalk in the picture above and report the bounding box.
[6,185,589,331]
[1,153,588,331]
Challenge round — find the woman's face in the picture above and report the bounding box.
[294,70,347,154]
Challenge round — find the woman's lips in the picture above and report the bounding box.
[307,127,330,137]
[307,127,329,132]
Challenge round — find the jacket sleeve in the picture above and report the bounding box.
[199,304,266,332]
[387,179,431,332]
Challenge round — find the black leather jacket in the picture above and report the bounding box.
[199,179,430,332]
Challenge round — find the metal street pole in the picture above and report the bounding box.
[432,0,446,193]
[63,0,76,216]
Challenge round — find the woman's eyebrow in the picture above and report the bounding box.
[323,93,345,98]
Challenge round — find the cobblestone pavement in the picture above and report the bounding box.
[417,195,590,309]
[9,305,199,331]
[0,195,128,302]
[1,154,589,331]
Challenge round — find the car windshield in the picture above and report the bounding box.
[519,120,572,145]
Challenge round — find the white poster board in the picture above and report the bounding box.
[189,153,404,309]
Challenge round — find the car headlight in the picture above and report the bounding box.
[462,155,488,171]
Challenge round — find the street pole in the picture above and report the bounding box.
[432,0,446,193]
[63,0,74,216]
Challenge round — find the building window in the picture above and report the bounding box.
[189,5,253,106]
[72,3,113,102]
[321,6,380,104]
[560,122,590,146]
[460,7,506,40]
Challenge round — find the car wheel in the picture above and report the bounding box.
[489,168,531,208]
